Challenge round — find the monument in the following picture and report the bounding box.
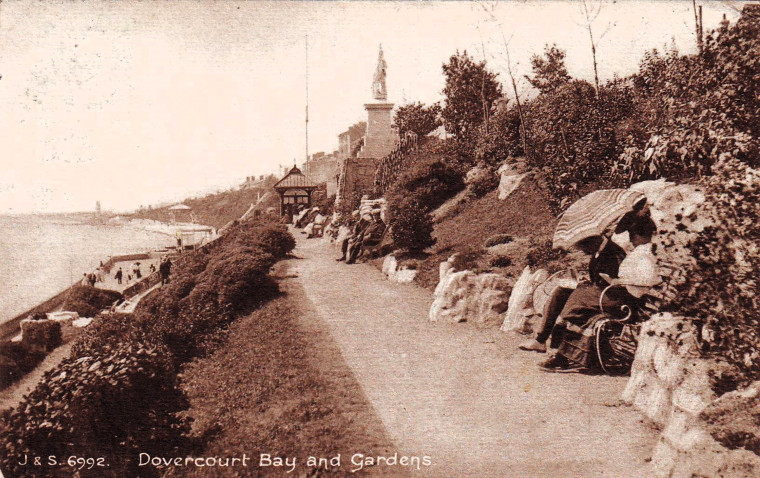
[359,46,395,159]
[336,45,398,207]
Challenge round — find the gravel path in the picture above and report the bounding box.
[286,231,658,478]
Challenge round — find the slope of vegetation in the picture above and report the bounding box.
[381,6,760,386]
[131,177,280,229]
[0,218,294,477]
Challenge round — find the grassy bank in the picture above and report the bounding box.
[175,272,401,477]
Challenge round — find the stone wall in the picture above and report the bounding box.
[623,313,760,477]
[337,157,382,208]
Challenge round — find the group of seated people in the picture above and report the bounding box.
[293,206,327,238]
[518,203,659,373]
[336,210,387,264]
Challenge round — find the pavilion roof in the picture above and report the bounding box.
[273,166,318,190]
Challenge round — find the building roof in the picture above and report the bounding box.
[273,166,318,190]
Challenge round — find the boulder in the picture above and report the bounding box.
[429,258,511,326]
[500,266,548,333]
[497,162,529,201]
[382,255,417,284]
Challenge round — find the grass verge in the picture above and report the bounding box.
[174,276,401,477]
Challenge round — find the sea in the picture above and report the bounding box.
[0,214,172,324]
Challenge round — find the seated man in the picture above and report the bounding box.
[347,211,386,264]
[521,210,657,371]
[337,213,368,262]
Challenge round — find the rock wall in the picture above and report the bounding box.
[623,313,760,477]
[337,157,382,208]
[429,258,511,326]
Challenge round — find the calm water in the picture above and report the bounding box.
[0,215,171,323]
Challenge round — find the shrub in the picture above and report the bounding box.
[70,313,148,358]
[387,159,464,212]
[234,222,295,259]
[203,246,276,311]
[387,196,435,252]
[465,163,499,198]
[0,344,189,478]
[654,158,760,386]
[484,233,514,248]
[385,158,464,252]
[525,238,563,268]
[20,317,62,353]
[489,255,513,268]
[449,247,484,272]
[0,341,45,389]
[615,14,760,185]
[62,286,123,317]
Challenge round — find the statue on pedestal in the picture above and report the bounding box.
[372,45,387,101]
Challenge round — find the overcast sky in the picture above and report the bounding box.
[0,0,746,214]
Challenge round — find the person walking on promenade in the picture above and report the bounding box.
[87,272,96,287]
[115,267,123,285]
[81,273,90,286]
[132,262,142,279]
[159,257,172,285]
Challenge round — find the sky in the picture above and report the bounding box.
[0,0,747,214]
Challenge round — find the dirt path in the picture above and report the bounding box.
[284,231,658,478]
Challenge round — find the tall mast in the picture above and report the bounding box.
[305,34,309,175]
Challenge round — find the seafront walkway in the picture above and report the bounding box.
[284,231,658,477]
[95,257,161,293]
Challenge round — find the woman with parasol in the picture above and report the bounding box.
[518,189,658,372]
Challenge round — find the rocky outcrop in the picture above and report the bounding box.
[623,313,760,477]
[429,258,511,326]
[381,255,417,284]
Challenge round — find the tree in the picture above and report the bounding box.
[526,43,572,94]
[441,51,503,140]
[579,0,606,97]
[393,102,442,137]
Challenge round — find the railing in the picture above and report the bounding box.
[373,132,419,196]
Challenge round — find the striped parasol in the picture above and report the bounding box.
[553,189,646,250]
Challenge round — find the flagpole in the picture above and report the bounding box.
[305,34,309,175]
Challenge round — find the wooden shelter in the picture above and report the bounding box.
[273,165,318,221]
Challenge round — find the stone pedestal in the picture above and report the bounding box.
[359,103,395,159]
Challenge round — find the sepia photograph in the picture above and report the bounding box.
[0,0,759,476]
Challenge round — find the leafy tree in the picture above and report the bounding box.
[441,51,503,140]
[393,102,442,137]
[525,43,572,94]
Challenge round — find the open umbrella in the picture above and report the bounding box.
[553,188,645,250]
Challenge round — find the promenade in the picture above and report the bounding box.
[282,232,659,477]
